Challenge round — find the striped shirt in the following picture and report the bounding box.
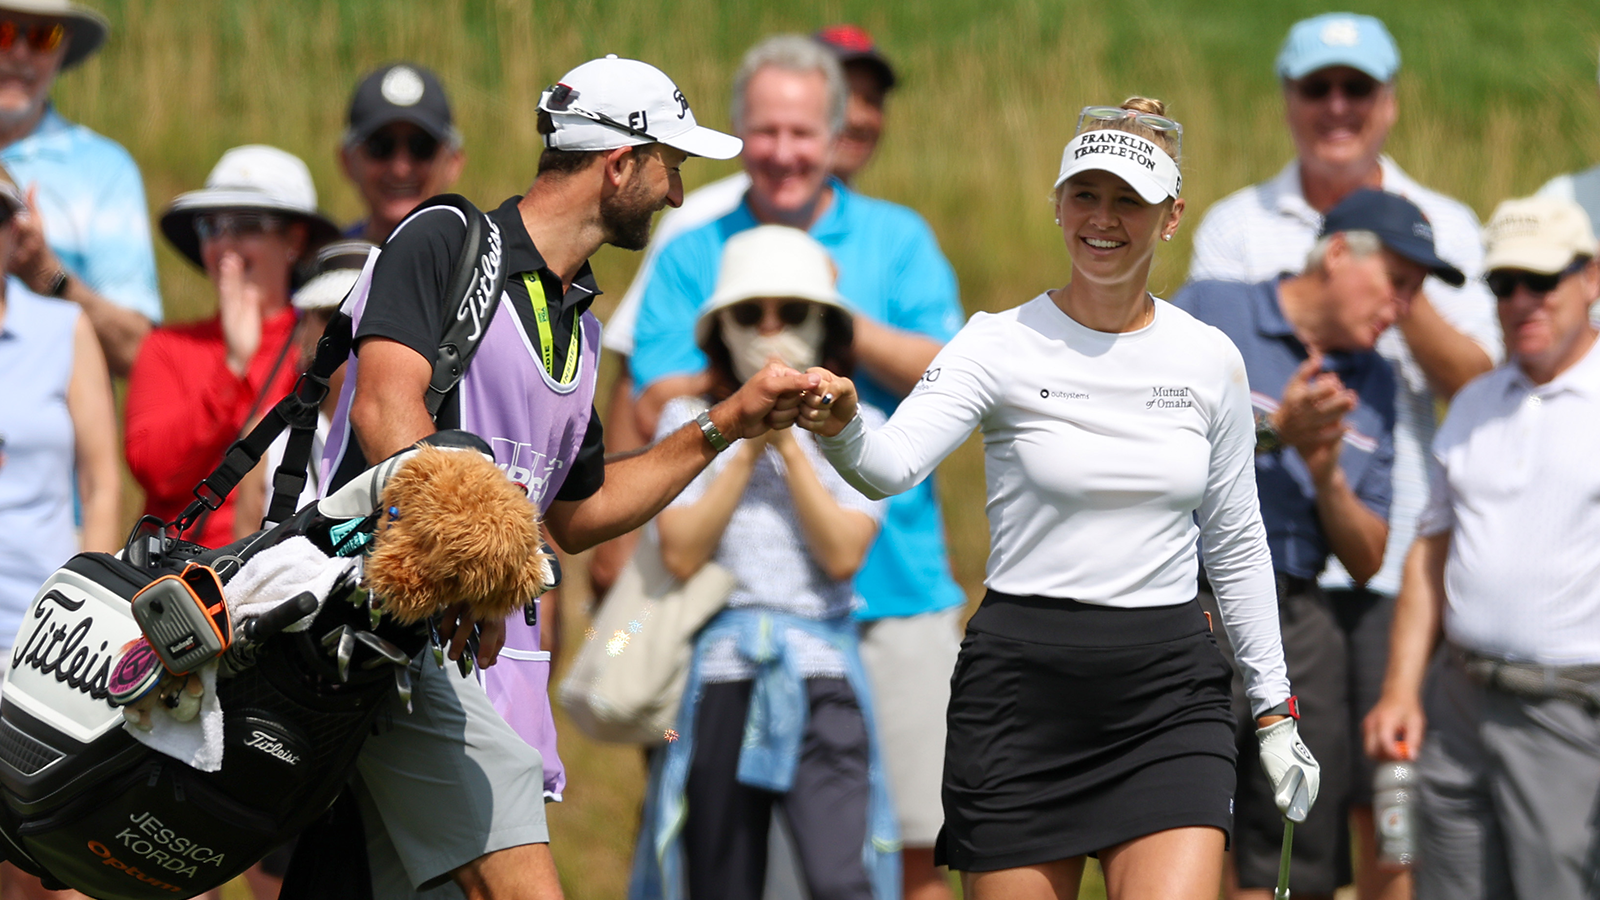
[1418,336,1600,664]
[1188,156,1502,595]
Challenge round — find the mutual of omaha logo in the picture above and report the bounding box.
[1146,386,1194,409]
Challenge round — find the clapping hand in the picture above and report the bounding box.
[217,251,264,377]
[9,185,62,295]
[1274,351,1354,484]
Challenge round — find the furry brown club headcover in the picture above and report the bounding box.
[364,446,548,624]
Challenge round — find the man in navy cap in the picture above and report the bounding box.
[1175,189,1462,900]
[339,62,466,244]
[1187,16,1500,899]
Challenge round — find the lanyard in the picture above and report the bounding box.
[522,272,580,384]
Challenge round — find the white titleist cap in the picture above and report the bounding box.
[1054,130,1182,203]
[539,55,742,160]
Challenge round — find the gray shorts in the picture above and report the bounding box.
[1415,657,1600,900]
[858,606,963,848]
[355,660,549,899]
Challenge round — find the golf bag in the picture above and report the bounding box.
[0,194,507,898]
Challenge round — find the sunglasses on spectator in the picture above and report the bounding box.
[728,300,815,328]
[0,19,65,54]
[1294,75,1380,101]
[1486,258,1591,300]
[195,212,285,242]
[1075,106,1184,161]
[362,130,441,162]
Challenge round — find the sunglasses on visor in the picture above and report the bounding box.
[362,130,441,162]
[0,19,64,54]
[1486,258,1591,300]
[1075,106,1184,161]
[728,300,815,328]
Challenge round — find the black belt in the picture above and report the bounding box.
[1452,645,1600,712]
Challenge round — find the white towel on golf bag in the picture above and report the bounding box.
[126,663,225,772]
[223,535,356,632]
[123,537,354,771]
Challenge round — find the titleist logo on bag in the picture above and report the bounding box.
[4,568,141,744]
[456,219,503,342]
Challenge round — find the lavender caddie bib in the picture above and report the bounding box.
[324,253,599,799]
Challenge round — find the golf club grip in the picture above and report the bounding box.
[242,591,319,643]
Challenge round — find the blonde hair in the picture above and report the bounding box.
[1082,96,1181,164]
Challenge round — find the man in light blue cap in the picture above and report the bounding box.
[1188,12,1501,900]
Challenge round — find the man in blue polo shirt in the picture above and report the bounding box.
[630,33,965,899]
[1174,189,1459,900]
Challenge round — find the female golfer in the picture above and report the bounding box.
[798,99,1319,900]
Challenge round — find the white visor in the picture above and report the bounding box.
[1053,130,1182,203]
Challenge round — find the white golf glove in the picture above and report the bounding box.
[1256,716,1320,818]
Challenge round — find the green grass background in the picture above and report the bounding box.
[56,1,1600,897]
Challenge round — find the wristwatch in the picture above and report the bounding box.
[45,268,70,298]
[1254,411,1283,456]
[695,410,731,453]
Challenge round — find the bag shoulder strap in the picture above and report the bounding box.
[421,193,507,417]
[172,195,507,535]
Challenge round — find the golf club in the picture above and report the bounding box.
[1275,765,1310,900]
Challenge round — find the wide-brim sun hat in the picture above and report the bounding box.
[0,0,108,70]
[160,144,341,269]
[539,55,742,160]
[293,239,377,310]
[693,225,851,347]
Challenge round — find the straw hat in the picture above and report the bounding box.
[159,145,340,269]
[0,0,109,70]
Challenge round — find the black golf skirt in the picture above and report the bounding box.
[936,590,1238,872]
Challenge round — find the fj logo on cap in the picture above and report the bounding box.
[381,66,425,106]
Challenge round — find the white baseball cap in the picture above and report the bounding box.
[1483,196,1600,275]
[1054,129,1182,204]
[693,226,851,346]
[539,55,742,160]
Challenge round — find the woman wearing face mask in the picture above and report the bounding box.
[799,100,1318,900]
[126,145,338,548]
[635,225,898,900]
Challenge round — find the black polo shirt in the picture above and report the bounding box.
[347,195,606,502]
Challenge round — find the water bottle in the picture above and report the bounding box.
[1373,744,1416,870]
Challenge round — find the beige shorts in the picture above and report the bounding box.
[858,606,964,848]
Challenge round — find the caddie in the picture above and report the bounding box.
[320,55,817,900]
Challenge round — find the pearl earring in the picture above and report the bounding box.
[1054,217,1061,225]
[1162,234,1171,242]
